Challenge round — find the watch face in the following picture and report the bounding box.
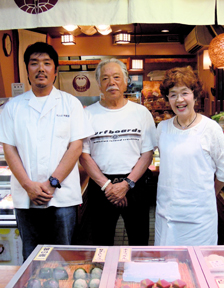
[129,181,135,189]
[51,179,58,186]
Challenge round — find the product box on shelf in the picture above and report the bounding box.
[107,246,208,288]
[6,245,115,288]
[194,246,224,288]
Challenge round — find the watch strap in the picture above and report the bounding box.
[124,177,135,189]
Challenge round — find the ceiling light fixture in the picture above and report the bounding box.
[63,25,78,32]
[96,25,112,35]
[61,35,76,45]
[114,32,131,44]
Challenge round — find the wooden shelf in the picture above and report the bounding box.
[145,58,197,64]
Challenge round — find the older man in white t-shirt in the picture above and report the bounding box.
[80,58,156,245]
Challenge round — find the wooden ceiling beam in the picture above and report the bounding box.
[58,59,128,66]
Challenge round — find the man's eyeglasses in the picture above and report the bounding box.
[166,90,193,100]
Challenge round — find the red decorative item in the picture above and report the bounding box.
[14,0,58,14]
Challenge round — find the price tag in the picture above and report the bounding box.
[34,247,53,261]
[119,248,131,262]
[216,278,224,288]
[92,248,107,262]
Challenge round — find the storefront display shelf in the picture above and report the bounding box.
[6,245,116,288]
[194,246,224,288]
[107,246,208,288]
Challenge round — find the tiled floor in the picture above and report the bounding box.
[114,205,156,246]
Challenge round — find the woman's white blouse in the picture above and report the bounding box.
[157,115,224,182]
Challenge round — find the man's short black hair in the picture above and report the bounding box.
[24,42,59,72]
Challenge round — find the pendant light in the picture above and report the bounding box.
[208,33,224,68]
[130,24,143,71]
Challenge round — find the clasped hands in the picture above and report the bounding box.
[24,180,55,206]
[104,181,129,207]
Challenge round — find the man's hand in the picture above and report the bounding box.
[105,181,129,205]
[24,180,54,206]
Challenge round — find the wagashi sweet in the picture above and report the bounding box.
[27,279,41,288]
[90,267,102,279]
[53,267,68,280]
[140,278,154,287]
[43,279,59,288]
[156,279,171,288]
[72,278,88,288]
[39,268,52,279]
[172,279,187,288]
[73,268,88,280]
[89,278,100,288]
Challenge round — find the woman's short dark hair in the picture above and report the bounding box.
[24,42,59,72]
[160,66,203,101]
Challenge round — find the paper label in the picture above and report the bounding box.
[216,278,224,288]
[34,247,53,261]
[92,248,107,262]
[11,83,24,97]
[210,260,224,268]
[119,248,131,262]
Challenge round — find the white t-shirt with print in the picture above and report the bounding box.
[83,101,156,175]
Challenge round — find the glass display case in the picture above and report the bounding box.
[6,245,116,288]
[0,153,23,266]
[194,246,224,288]
[124,92,141,104]
[108,246,208,288]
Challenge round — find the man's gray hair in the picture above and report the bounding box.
[95,58,129,86]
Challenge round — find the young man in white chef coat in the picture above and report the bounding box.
[0,42,94,261]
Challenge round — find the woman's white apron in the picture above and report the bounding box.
[155,118,217,246]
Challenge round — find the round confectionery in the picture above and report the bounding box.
[73,279,88,288]
[39,268,53,279]
[90,267,102,279]
[73,268,88,280]
[53,267,68,280]
[89,278,100,288]
[27,278,42,288]
[43,279,59,288]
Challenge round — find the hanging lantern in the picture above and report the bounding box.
[208,33,224,68]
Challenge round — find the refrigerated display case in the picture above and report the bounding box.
[0,145,23,265]
[194,246,224,288]
[6,245,115,288]
[108,246,209,288]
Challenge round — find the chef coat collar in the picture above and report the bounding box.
[26,86,61,117]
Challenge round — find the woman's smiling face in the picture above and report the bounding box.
[167,85,196,117]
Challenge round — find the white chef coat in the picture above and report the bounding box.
[0,87,94,208]
[155,116,223,246]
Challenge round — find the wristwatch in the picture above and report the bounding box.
[49,176,61,188]
[124,178,135,189]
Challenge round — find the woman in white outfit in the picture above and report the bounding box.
[155,66,224,246]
